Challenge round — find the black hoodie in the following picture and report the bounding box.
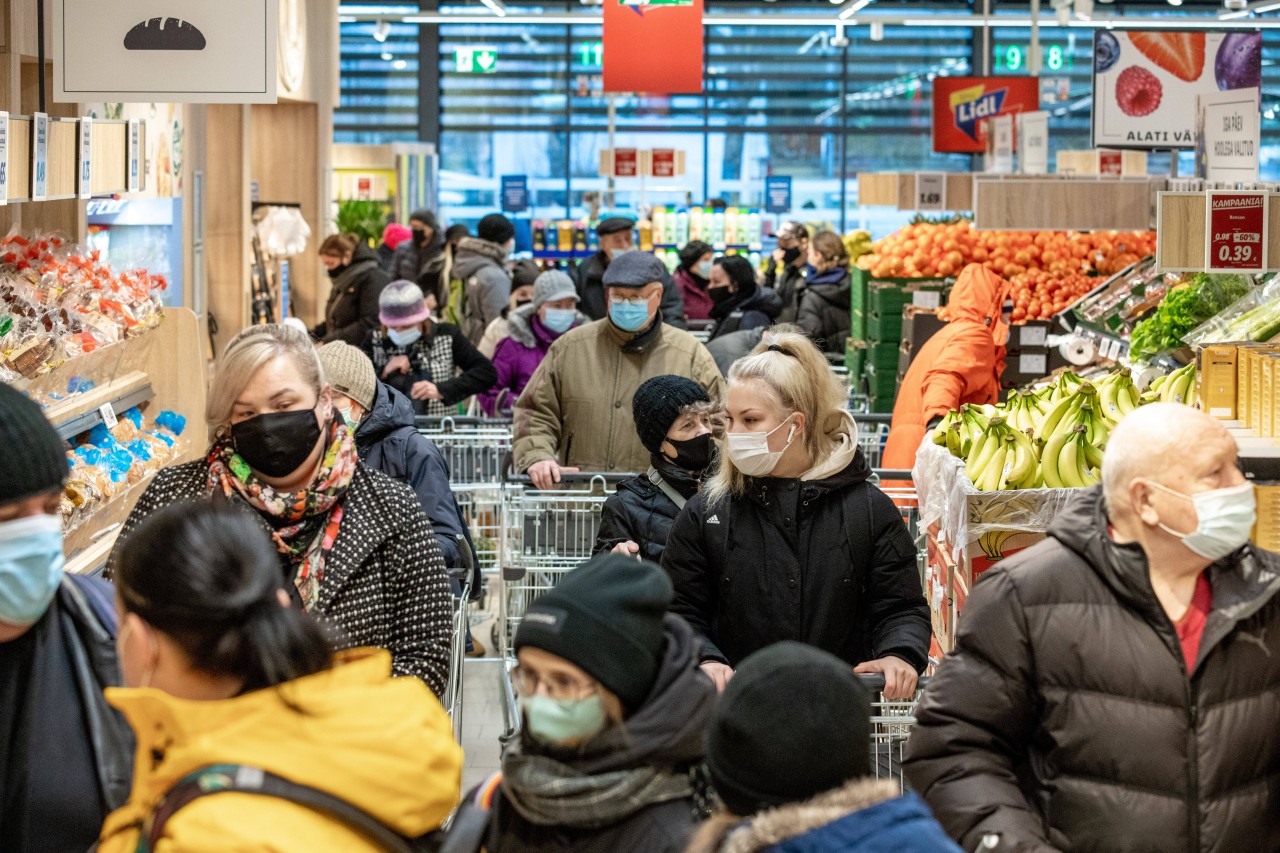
[316,243,392,347]
[662,446,930,671]
[707,285,783,342]
[478,616,717,853]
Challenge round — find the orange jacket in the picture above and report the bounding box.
[882,264,1011,471]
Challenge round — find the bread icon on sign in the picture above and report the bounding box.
[124,17,206,50]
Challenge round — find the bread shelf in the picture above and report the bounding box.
[64,529,119,576]
[45,370,154,441]
[3,116,140,204]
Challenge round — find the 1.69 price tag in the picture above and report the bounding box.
[1205,191,1268,274]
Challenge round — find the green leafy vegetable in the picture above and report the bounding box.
[1129,274,1254,361]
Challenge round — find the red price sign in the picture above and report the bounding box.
[1098,149,1122,177]
[651,148,676,178]
[1206,191,1268,273]
[613,148,638,178]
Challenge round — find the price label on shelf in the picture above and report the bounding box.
[31,112,48,201]
[1019,324,1047,347]
[78,117,92,199]
[98,402,118,430]
[915,172,946,212]
[0,112,9,205]
[1098,149,1123,177]
[1105,338,1123,362]
[1019,353,1047,376]
[912,290,941,310]
[1205,191,1267,274]
[127,119,142,193]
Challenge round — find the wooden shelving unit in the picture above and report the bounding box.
[1156,192,1280,272]
[3,116,139,204]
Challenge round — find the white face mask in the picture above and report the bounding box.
[1150,481,1257,561]
[726,413,798,477]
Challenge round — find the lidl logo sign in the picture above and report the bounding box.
[951,85,1007,142]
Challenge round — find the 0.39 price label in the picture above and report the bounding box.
[1205,191,1268,274]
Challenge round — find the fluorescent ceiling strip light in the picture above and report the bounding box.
[838,0,873,20]
[479,0,507,16]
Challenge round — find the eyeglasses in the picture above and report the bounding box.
[610,290,659,306]
[511,665,599,702]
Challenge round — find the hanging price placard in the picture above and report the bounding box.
[31,113,48,201]
[1205,191,1267,274]
[127,119,141,193]
[0,112,10,205]
[915,172,947,211]
[78,117,92,199]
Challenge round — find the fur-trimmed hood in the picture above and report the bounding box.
[688,779,959,853]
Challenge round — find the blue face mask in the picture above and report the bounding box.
[542,308,576,334]
[520,693,608,745]
[0,514,65,627]
[388,326,422,348]
[696,260,713,278]
[610,298,652,333]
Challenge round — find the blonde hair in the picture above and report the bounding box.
[206,324,326,430]
[704,326,847,505]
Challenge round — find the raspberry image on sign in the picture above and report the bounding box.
[951,85,1007,143]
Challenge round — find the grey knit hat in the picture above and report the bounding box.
[378,280,430,327]
[533,271,578,308]
[317,342,377,411]
[0,383,69,505]
[602,252,666,289]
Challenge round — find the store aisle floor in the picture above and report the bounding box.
[458,613,510,794]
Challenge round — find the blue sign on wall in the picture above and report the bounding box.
[501,174,529,213]
[765,176,792,214]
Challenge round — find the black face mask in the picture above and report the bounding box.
[666,432,713,472]
[412,227,428,244]
[782,246,803,265]
[231,409,324,479]
[710,287,735,306]
[515,298,533,308]
[326,263,348,280]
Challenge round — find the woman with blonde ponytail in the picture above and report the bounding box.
[661,326,930,699]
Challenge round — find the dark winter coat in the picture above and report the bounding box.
[674,267,714,322]
[795,267,851,356]
[365,321,497,418]
[661,435,930,672]
[315,243,392,347]
[575,251,688,331]
[392,231,447,304]
[708,286,782,342]
[113,460,455,695]
[354,381,466,568]
[903,487,1280,853]
[452,237,513,345]
[706,328,765,376]
[763,260,808,325]
[474,615,716,853]
[477,304,588,416]
[686,781,961,853]
[594,458,702,566]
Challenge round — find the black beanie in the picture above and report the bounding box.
[678,240,713,271]
[706,642,872,817]
[631,375,710,455]
[514,554,672,711]
[0,383,69,505]
[409,208,437,230]
[478,213,515,246]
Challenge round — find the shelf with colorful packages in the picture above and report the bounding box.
[1,230,207,574]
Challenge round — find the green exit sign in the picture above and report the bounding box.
[456,46,498,74]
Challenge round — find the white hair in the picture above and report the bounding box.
[1102,403,1224,513]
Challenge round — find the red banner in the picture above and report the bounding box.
[603,0,703,95]
[932,76,1041,153]
[651,149,676,177]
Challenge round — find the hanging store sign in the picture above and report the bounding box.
[1098,149,1123,177]
[1206,191,1266,274]
[1017,110,1049,174]
[1198,87,1260,184]
[501,175,530,212]
[456,46,498,74]
[613,148,639,178]
[765,176,792,214]
[932,76,1041,154]
[651,149,677,178]
[1091,30,1260,150]
[603,0,702,94]
[53,0,277,103]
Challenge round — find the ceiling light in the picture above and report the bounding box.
[392,59,408,70]
[837,0,871,19]
[480,0,507,16]
[1168,0,1183,5]
[380,51,393,60]
[372,19,391,42]
[869,20,884,40]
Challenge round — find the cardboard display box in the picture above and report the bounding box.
[1196,343,1240,420]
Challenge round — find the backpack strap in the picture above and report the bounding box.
[647,467,687,511]
[437,772,503,853]
[136,764,417,853]
[64,574,118,638]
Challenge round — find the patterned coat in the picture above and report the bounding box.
[365,321,497,418]
[111,461,455,696]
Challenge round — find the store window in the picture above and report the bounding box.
[336,3,420,144]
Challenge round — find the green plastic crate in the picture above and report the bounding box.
[863,363,898,397]
[849,269,951,346]
[865,311,904,344]
[844,345,865,379]
[867,395,895,414]
[866,342,900,372]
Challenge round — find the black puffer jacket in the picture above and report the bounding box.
[315,243,392,347]
[113,460,455,695]
[903,487,1280,853]
[661,430,930,671]
[708,286,782,342]
[475,616,716,853]
[575,251,688,330]
[796,267,851,356]
[593,458,702,566]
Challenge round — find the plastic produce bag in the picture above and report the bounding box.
[1184,274,1280,345]
[256,206,312,259]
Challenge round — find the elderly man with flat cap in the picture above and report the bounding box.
[574,216,688,330]
[905,403,1280,853]
[515,251,722,489]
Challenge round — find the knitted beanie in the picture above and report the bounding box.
[478,213,515,246]
[533,270,578,309]
[678,240,713,271]
[512,259,542,289]
[378,280,430,328]
[409,209,437,230]
[317,342,377,411]
[514,554,672,711]
[631,375,711,454]
[602,252,667,289]
[0,383,69,505]
[706,642,872,817]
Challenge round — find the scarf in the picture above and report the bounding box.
[651,454,706,500]
[502,738,694,829]
[207,421,358,610]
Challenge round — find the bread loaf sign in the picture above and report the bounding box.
[53,0,279,104]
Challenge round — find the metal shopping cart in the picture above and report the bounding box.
[495,467,634,739]
[442,535,476,743]
[869,467,925,588]
[855,412,892,468]
[859,673,930,793]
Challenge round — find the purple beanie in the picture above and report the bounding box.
[379,280,431,327]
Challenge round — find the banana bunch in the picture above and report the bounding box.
[1094,368,1139,426]
[843,229,874,262]
[932,404,998,459]
[963,415,1041,491]
[1138,362,1197,407]
[1003,389,1047,434]
[1041,424,1103,489]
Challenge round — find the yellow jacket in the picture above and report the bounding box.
[97,649,462,852]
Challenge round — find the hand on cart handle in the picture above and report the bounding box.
[610,541,641,559]
[700,661,735,692]
[528,459,580,490]
[854,656,918,700]
[382,355,412,378]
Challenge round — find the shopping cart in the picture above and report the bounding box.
[442,534,476,743]
[869,468,925,588]
[858,672,930,793]
[855,412,892,468]
[495,467,634,739]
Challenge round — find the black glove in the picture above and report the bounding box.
[926,415,944,430]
